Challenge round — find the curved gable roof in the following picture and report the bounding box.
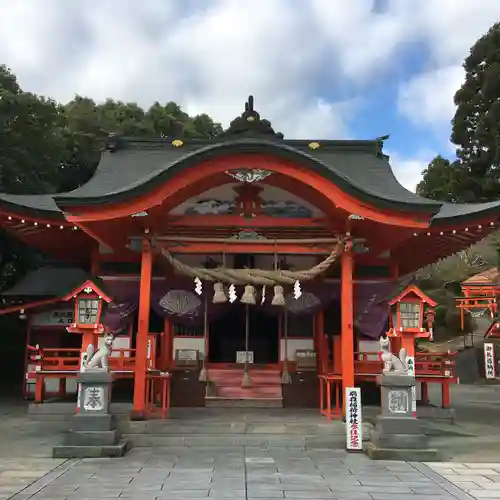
[0,136,500,225]
[53,138,442,214]
[0,193,64,218]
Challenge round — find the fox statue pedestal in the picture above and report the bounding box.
[53,371,130,458]
[364,374,439,461]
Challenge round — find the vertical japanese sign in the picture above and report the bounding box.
[76,351,86,410]
[147,339,152,369]
[345,387,363,451]
[406,355,417,415]
[484,343,496,379]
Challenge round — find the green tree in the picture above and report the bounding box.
[416,156,469,202]
[0,65,66,194]
[0,65,224,194]
[192,113,224,137]
[451,22,500,201]
[418,23,500,203]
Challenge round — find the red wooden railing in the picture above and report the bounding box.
[145,371,172,419]
[318,350,458,420]
[27,346,136,372]
[26,346,137,403]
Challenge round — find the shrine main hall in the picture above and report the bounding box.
[0,96,498,418]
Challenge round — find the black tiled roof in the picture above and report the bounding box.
[52,138,441,214]
[431,200,500,223]
[0,135,499,222]
[2,267,90,297]
[0,193,64,218]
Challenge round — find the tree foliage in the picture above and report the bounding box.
[0,64,224,287]
[416,156,469,202]
[418,23,500,203]
[451,22,500,202]
[0,65,223,194]
[415,237,500,338]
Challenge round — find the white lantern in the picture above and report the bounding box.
[77,297,101,325]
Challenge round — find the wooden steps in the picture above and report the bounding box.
[205,368,283,408]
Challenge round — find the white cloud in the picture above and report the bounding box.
[0,0,361,139]
[1,0,500,155]
[397,65,464,128]
[387,150,435,193]
[396,0,500,130]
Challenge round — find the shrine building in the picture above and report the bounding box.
[0,96,498,418]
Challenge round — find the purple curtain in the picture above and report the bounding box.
[99,277,394,337]
[101,280,139,332]
[353,281,393,339]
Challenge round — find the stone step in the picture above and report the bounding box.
[122,433,352,448]
[120,421,349,435]
[205,397,283,408]
[53,439,131,458]
[28,402,132,415]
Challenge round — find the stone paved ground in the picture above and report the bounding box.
[3,384,500,499]
[428,463,500,500]
[3,447,479,500]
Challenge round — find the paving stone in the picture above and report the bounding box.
[467,492,500,498]
[477,483,500,491]
[283,490,336,497]
[456,469,500,476]
[454,481,485,489]
[410,484,451,494]
[208,488,246,497]
[5,426,500,500]
[370,496,457,500]
[156,490,210,498]
[246,489,285,497]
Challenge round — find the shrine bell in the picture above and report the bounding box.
[386,284,437,358]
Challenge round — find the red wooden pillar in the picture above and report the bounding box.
[332,335,342,375]
[341,246,355,413]
[315,310,325,373]
[162,317,173,369]
[90,244,100,276]
[75,330,97,411]
[81,331,95,351]
[132,238,152,417]
[23,318,32,399]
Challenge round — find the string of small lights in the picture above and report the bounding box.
[412,221,496,237]
[4,215,79,230]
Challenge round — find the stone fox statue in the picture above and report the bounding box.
[81,333,115,372]
[379,335,408,374]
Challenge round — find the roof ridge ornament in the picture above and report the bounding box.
[221,95,284,140]
[374,134,390,156]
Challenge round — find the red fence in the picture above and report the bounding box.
[319,350,457,419]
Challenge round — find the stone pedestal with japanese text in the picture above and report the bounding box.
[53,372,130,458]
[364,373,439,461]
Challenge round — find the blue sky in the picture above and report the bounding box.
[1,0,499,192]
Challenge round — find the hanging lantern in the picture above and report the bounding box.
[271,285,286,306]
[240,285,256,305]
[212,282,228,304]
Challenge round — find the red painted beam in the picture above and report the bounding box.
[160,242,334,254]
[165,215,330,228]
[0,297,62,315]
